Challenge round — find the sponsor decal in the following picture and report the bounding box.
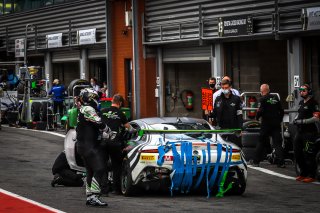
[231,153,241,161]
[140,154,155,161]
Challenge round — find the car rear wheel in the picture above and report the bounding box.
[121,158,137,196]
[315,151,320,181]
[227,168,246,195]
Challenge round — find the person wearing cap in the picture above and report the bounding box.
[48,79,65,119]
[293,84,319,183]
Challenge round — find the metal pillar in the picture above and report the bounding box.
[157,47,165,117]
[23,24,36,123]
[211,43,224,87]
[105,0,113,96]
[80,49,89,80]
[287,38,303,121]
[132,0,140,119]
[44,52,53,90]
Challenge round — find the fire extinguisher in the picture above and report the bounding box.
[181,90,194,110]
[248,96,257,118]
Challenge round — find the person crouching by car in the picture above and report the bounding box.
[76,88,116,207]
[51,151,84,187]
[100,94,136,195]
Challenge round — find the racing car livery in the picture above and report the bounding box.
[64,117,247,197]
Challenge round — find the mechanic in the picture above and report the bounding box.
[100,94,136,195]
[51,151,84,187]
[48,79,65,119]
[252,84,285,168]
[212,79,243,148]
[212,76,240,107]
[293,84,319,183]
[76,88,116,207]
[203,77,218,124]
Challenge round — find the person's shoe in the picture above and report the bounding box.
[51,174,61,187]
[86,194,108,207]
[302,177,316,183]
[296,176,306,181]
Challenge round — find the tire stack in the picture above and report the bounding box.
[29,101,51,130]
[241,121,261,161]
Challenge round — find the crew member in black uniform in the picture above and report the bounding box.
[293,84,319,183]
[76,88,116,207]
[252,84,285,167]
[100,94,135,195]
[51,151,84,187]
[212,79,243,147]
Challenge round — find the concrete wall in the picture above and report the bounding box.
[164,62,211,118]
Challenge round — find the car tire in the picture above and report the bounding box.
[242,147,256,161]
[227,167,246,196]
[121,158,137,197]
[31,102,42,122]
[242,132,259,148]
[315,151,320,181]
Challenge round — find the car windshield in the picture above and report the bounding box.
[149,122,212,140]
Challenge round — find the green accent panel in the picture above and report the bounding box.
[68,107,78,127]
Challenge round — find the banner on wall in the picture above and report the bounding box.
[47,33,63,48]
[15,39,25,58]
[78,28,96,45]
[218,15,253,37]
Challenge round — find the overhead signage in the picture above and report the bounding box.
[15,39,25,58]
[201,88,214,111]
[302,7,320,30]
[78,28,96,45]
[47,33,63,48]
[294,75,300,88]
[218,15,253,37]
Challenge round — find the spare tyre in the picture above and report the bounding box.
[31,102,42,122]
[67,79,90,97]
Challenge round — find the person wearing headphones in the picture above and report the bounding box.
[293,84,319,183]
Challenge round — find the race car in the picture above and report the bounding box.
[64,117,247,197]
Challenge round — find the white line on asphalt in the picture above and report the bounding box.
[4,126,320,185]
[0,188,65,213]
[248,165,320,185]
[4,125,65,138]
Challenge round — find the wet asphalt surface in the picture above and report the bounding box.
[0,126,319,213]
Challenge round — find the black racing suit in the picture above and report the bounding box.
[254,94,284,165]
[294,97,319,178]
[212,93,243,147]
[101,106,128,193]
[76,105,107,196]
[52,151,84,187]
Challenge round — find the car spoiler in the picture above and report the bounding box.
[138,128,241,137]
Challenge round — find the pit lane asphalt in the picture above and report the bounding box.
[0,126,319,213]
